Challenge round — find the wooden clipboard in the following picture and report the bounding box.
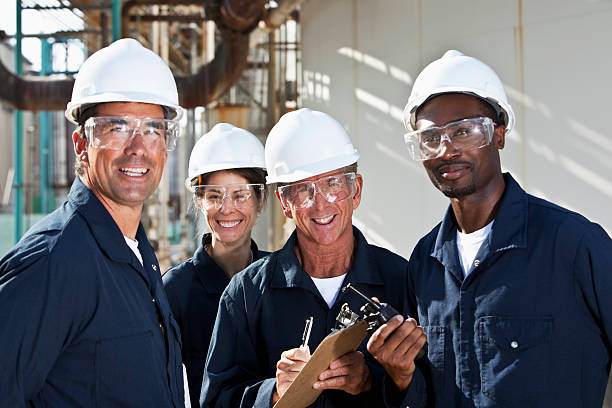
[273,320,369,408]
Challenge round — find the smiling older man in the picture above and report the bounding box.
[200,108,427,408]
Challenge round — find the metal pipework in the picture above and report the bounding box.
[0,0,306,111]
[261,0,306,30]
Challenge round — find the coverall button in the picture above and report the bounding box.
[510,340,519,349]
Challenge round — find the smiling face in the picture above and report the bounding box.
[416,93,505,199]
[280,168,362,248]
[73,102,167,210]
[199,170,261,246]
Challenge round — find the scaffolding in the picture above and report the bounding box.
[0,0,304,261]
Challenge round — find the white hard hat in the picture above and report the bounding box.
[185,123,265,189]
[265,108,360,184]
[403,50,514,134]
[65,38,184,124]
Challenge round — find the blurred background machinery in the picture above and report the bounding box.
[0,0,305,269]
[3,0,612,276]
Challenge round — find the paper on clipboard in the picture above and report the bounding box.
[273,320,369,408]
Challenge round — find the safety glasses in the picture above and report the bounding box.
[403,116,495,161]
[192,183,265,211]
[277,172,357,209]
[84,116,180,152]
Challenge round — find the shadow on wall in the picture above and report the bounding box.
[341,44,612,238]
[302,70,332,106]
[303,47,612,259]
[502,84,612,234]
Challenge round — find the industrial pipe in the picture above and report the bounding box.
[261,0,306,30]
[0,0,305,111]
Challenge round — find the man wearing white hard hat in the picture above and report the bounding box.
[0,38,186,407]
[163,123,270,408]
[399,50,612,407]
[201,108,427,407]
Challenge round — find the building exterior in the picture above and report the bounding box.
[300,0,612,259]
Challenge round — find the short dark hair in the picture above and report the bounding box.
[479,98,502,126]
[73,105,99,177]
[415,92,503,126]
[343,162,358,174]
[76,104,99,127]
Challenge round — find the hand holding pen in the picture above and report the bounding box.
[301,316,313,349]
[273,316,314,403]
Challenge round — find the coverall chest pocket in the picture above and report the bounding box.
[477,316,553,407]
[423,326,446,394]
[95,330,166,407]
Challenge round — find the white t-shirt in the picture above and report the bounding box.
[124,238,191,406]
[124,236,143,266]
[311,274,347,308]
[183,364,191,408]
[456,220,494,278]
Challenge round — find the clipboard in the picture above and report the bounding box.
[273,320,369,408]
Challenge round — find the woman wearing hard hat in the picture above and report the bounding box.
[162,123,269,408]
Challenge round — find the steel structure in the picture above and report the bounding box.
[1,0,304,252]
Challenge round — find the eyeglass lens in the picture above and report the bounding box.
[280,173,356,209]
[86,117,178,152]
[196,185,262,210]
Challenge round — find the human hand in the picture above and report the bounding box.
[366,314,426,392]
[313,350,372,395]
[273,346,311,403]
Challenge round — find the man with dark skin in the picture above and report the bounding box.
[396,50,612,407]
[418,93,506,232]
[200,108,428,408]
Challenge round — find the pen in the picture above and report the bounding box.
[301,316,313,348]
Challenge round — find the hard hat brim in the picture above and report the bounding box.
[65,92,184,124]
[265,152,359,184]
[184,163,266,191]
[404,88,515,134]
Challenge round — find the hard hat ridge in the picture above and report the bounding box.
[185,123,266,190]
[65,38,184,124]
[264,108,360,184]
[403,50,515,134]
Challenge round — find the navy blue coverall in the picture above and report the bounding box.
[406,173,612,407]
[200,226,427,408]
[0,178,184,407]
[163,233,269,408]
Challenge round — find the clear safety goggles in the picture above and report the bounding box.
[403,116,495,161]
[192,183,265,211]
[277,172,357,210]
[84,116,180,152]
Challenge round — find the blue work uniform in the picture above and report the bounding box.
[406,173,612,407]
[0,178,184,408]
[201,226,427,408]
[163,233,269,408]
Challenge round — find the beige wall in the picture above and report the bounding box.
[301,0,612,258]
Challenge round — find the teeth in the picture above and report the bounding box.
[218,220,240,228]
[120,167,147,177]
[313,215,334,225]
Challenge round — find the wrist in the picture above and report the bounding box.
[392,372,414,393]
[362,367,373,392]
